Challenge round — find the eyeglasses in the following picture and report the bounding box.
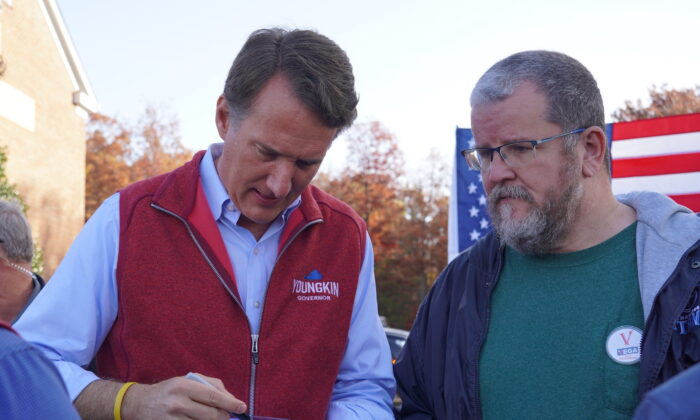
[0,255,34,279]
[460,128,585,171]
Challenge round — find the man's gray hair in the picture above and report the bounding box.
[0,200,33,262]
[471,50,610,173]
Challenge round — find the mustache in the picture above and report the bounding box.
[488,184,534,204]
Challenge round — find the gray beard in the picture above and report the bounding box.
[487,167,582,255]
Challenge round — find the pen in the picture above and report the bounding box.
[185,372,251,420]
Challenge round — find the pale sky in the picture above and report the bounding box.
[56,0,700,175]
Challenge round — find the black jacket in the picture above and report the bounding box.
[395,230,700,419]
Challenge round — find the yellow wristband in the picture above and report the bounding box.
[113,381,137,420]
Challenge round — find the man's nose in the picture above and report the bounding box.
[267,161,294,198]
[486,151,516,184]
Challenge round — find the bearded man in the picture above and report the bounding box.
[394,50,700,419]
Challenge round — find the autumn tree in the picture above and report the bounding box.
[395,150,449,316]
[315,122,406,325]
[85,106,192,219]
[130,107,192,180]
[316,121,405,253]
[375,150,450,329]
[316,122,449,329]
[612,85,700,121]
[85,114,132,219]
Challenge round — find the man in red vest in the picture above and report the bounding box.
[16,28,394,420]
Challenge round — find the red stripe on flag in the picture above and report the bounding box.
[612,152,700,178]
[612,113,700,140]
[669,193,700,212]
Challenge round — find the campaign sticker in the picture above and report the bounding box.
[606,326,642,365]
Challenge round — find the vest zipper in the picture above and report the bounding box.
[156,202,323,417]
[249,333,259,415]
[151,204,257,415]
[246,219,322,415]
[151,204,246,311]
[275,220,323,263]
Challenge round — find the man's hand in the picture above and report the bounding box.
[75,374,246,420]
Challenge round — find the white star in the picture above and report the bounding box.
[468,139,475,148]
[470,229,481,241]
[478,173,483,183]
[469,206,479,217]
[480,218,489,229]
[478,194,487,206]
[467,183,477,194]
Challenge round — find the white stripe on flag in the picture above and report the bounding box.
[611,131,700,159]
[612,171,700,195]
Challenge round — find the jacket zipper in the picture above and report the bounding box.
[151,204,258,412]
[639,244,700,394]
[154,202,322,416]
[275,220,323,262]
[247,219,322,415]
[249,334,259,415]
[151,204,246,311]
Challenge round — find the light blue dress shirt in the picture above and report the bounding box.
[15,144,395,419]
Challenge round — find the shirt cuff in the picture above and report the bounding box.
[54,360,101,401]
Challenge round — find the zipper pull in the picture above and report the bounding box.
[251,334,259,364]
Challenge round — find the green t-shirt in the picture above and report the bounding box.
[480,223,643,420]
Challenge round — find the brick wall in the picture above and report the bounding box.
[0,0,87,276]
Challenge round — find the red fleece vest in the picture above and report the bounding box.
[96,152,365,420]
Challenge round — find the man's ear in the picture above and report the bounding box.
[580,126,607,177]
[215,95,231,139]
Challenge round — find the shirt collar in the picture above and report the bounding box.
[13,273,42,324]
[199,144,301,223]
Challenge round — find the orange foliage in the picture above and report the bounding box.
[612,85,700,122]
[317,122,405,258]
[85,107,192,220]
[316,122,449,329]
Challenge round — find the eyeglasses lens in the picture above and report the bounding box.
[500,143,536,168]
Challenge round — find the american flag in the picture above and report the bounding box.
[448,113,700,260]
[448,128,491,261]
[609,113,700,211]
